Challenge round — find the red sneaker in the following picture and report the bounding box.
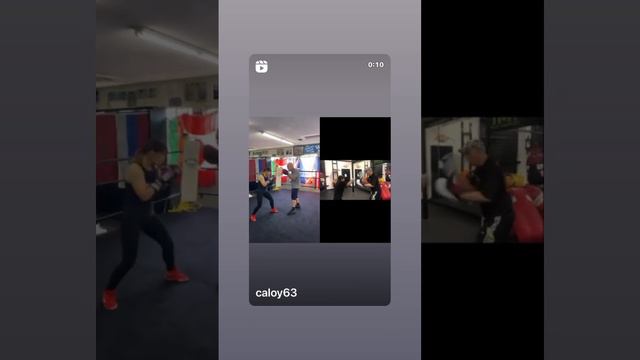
[102,289,118,311]
[250,214,257,222]
[270,208,279,214]
[166,268,190,282]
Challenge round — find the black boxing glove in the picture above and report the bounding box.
[150,179,168,192]
[158,166,176,182]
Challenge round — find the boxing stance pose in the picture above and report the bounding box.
[250,168,279,222]
[458,140,514,243]
[103,140,189,311]
[333,175,352,200]
[285,162,301,215]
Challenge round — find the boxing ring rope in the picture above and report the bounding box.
[96,193,182,222]
[96,153,218,223]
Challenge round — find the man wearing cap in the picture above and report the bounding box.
[458,140,514,243]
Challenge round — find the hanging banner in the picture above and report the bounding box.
[303,143,320,154]
[96,114,118,184]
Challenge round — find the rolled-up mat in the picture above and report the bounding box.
[509,187,544,243]
[180,140,200,202]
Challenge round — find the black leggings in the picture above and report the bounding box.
[252,190,274,215]
[370,188,380,200]
[106,215,175,290]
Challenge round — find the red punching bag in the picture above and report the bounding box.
[380,182,391,200]
[523,185,544,218]
[509,188,544,243]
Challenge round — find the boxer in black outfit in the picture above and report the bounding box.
[102,140,189,311]
[458,140,514,243]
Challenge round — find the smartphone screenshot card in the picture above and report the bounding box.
[248,54,390,305]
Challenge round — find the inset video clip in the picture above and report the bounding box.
[422,117,544,244]
[249,117,321,243]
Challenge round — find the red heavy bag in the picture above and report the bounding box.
[523,185,544,218]
[380,182,391,200]
[198,169,216,187]
[509,188,544,243]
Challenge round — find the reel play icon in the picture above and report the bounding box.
[255,60,268,73]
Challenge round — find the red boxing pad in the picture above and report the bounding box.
[450,172,476,195]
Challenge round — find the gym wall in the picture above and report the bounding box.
[423,117,480,198]
[96,75,218,111]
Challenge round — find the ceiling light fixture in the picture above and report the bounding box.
[133,27,218,64]
[261,131,294,145]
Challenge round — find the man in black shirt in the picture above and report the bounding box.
[364,167,381,200]
[333,175,352,200]
[458,140,514,243]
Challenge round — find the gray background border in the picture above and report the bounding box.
[0,0,96,359]
[544,0,640,358]
[0,0,638,359]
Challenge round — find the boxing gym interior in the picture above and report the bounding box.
[421,117,544,243]
[96,1,219,358]
[248,117,321,243]
[319,160,392,200]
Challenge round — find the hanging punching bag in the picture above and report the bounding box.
[509,188,544,243]
[523,185,544,218]
[380,182,391,200]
